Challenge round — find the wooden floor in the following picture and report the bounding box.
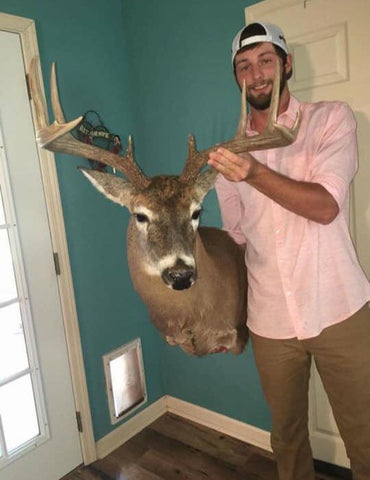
[62,413,350,480]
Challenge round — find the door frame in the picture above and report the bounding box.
[0,12,96,464]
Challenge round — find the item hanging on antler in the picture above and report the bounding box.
[73,110,122,172]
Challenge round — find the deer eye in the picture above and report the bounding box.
[134,213,149,223]
[191,209,202,221]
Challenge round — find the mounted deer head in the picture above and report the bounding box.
[28,57,300,355]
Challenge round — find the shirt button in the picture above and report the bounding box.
[276,229,280,234]
[287,291,292,296]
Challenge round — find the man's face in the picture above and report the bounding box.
[234,43,291,111]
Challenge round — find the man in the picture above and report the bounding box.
[208,22,370,480]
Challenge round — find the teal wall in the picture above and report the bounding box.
[1,0,270,441]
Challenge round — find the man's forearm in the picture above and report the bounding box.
[208,147,339,225]
[247,161,339,224]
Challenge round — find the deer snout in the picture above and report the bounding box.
[162,259,197,290]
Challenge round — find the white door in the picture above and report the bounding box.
[246,0,370,467]
[0,29,82,479]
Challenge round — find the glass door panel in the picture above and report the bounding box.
[0,188,5,224]
[0,229,17,303]
[0,123,48,469]
[0,375,39,453]
[0,303,29,382]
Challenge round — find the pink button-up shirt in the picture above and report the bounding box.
[215,96,370,340]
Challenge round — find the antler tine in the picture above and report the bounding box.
[29,57,150,189]
[180,61,302,183]
[29,57,49,131]
[235,80,247,138]
[50,62,67,125]
[28,57,83,148]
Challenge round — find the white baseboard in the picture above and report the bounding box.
[96,395,271,459]
[96,396,167,459]
[166,396,271,452]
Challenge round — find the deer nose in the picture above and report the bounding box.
[162,266,197,290]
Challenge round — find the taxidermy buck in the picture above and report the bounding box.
[29,58,300,356]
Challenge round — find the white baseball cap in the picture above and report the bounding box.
[231,22,288,64]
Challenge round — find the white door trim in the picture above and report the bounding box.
[0,12,96,464]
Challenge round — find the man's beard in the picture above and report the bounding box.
[247,70,287,111]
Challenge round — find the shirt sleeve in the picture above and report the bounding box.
[215,174,246,245]
[309,102,358,210]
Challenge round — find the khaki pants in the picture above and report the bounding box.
[250,304,370,480]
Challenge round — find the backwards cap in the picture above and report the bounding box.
[231,22,288,64]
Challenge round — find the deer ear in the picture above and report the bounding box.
[79,168,136,207]
[193,168,218,202]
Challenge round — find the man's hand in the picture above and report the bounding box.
[208,147,259,182]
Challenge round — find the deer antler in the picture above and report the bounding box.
[180,62,301,183]
[28,58,150,189]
